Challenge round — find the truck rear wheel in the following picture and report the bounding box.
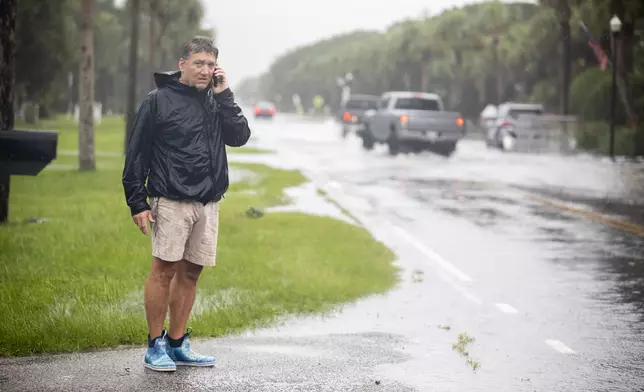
[361,129,375,150]
[341,125,349,139]
[435,141,457,157]
[387,129,400,156]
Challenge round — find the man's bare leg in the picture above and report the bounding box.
[144,257,177,339]
[168,259,203,339]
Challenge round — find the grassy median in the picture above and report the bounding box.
[0,117,397,357]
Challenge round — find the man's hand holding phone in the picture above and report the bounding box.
[212,66,229,94]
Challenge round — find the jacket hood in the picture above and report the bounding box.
[153,70,209,97]
[153,70,181,88]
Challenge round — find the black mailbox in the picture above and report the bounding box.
[0,129,58,176]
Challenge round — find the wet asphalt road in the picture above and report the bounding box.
[2,113,644,391]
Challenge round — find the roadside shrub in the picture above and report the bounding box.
[575,121,643,157]
[570,67,611,123]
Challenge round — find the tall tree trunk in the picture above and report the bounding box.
[618,22,631,78]
[560,22,571,116]
[156,3,169,70]
[149,0,156,91]
[125,0,141,152]
[451,49,463,109]
[492,36,500,105]
[78,0,95,171]
[558,2,571,116]
[420,50,430,92]
[0,0,17,224]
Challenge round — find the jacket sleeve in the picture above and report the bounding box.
[122,92,156,216]
[214,88,251,147]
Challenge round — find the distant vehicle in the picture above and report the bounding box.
[484,102,545,150]
[358,91,466,157]
[479,104,498,134]
[338,94,380,138]
[253,101,276,119]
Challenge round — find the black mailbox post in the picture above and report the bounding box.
[0,129,58,222]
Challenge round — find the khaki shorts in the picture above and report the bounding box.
[149,196,219,267]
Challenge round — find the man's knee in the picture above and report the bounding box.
[179,260,203,283]
[150,257,178,285]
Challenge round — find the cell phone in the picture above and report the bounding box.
[212,64,223,87]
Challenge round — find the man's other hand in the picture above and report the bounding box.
[133,210,155,235]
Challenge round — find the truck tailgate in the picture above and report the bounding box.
[405,110,464,133]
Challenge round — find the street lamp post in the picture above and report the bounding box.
[337,72,354,109]
[342,72,353,104]
[336,76,345,113]
[609,15,622,160]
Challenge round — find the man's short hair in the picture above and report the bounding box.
[181,36,219,59]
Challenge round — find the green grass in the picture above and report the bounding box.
[230,147,274,154]
[15,114,272,157]
[0,116,398,357]
[452,332,480,372]
[16,114,124,153]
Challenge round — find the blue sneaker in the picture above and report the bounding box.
[144,330,176,372]
[166,328,215,367]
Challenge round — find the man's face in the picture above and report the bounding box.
[178,51,217,90]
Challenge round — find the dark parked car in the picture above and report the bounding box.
[339,94,380,138]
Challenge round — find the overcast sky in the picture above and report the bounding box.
[203,0,531,88]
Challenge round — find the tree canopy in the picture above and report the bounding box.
[14,0,214,116]
[238,0,643,128]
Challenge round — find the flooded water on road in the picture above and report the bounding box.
[263,115,644,366]
[237,114,644,390]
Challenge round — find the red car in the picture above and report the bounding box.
[253,101,276,119]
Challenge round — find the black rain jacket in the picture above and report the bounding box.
[122,71,251,216]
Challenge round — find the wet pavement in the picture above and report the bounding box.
[2,112,644,391]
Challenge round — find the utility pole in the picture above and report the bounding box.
[609,15,622,161]
[492,35,500,105]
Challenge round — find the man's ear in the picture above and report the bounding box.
[178,58,186,72]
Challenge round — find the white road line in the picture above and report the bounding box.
[453,284,483,305]
[430,264,482,305]
[392,225,473,282]
[545,340,575,354]
[495,303,518,314]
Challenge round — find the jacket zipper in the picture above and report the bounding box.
[200,93,218,203]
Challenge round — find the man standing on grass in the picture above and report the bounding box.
[122,36,251,372]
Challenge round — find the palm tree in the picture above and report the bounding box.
[0,0,17,223]
[539,0,575,115]
[79,0,96,171]
[124,0,140,151]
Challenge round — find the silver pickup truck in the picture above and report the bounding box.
[358,91,466,156]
